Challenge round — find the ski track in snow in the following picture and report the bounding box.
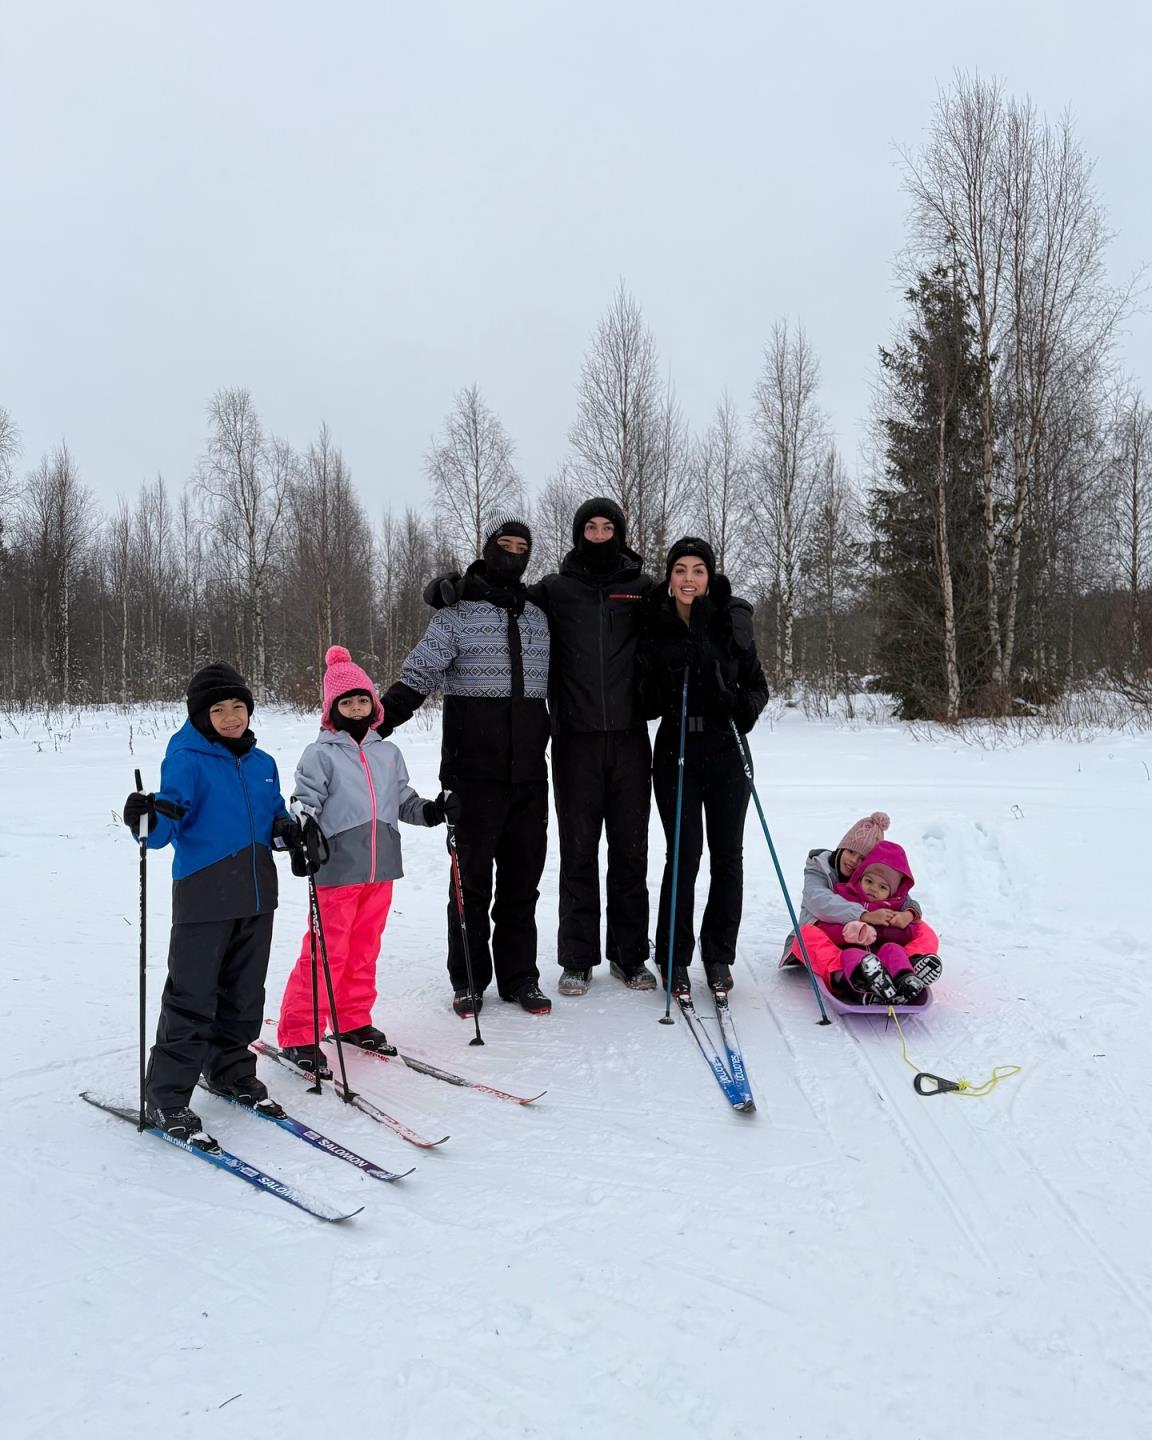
[3,706,1151,1439]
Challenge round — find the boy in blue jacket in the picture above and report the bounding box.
[122,663,297,1149]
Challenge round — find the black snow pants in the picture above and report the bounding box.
[652,721,750,976]
[447,780,548,996]
[551,729,652,971]
[145,912,274,1109]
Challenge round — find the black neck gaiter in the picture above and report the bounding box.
[579,536,621,574]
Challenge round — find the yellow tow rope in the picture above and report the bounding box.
[886,1006,1022,1098]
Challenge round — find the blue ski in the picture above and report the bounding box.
[196,1082,413,1183]
[674,998,755,1113]
[712,994,755,1111]
[80,1092,363,1222]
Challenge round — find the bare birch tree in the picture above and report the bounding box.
[427,385,522,563]
[747,321,827,696]
[197,387,288,697]
[569,282,661,554]
[692,393,747,575]
[903,73,1009,688]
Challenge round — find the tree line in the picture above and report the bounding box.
[1,74,1147,721]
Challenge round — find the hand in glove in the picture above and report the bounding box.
[272,814,303,850]
[289,815,328,877]
[423,790,463,827]
[843,920,878,947]
[123,792,186,835]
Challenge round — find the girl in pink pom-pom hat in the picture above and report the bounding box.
[273,645,446,1073]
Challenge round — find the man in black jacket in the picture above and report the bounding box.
[531,498,658,995]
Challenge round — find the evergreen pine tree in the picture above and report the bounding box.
[872,267,994,719]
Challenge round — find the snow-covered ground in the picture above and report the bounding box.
[3,703,1150,1439]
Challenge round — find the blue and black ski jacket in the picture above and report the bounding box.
[143,719,291,923]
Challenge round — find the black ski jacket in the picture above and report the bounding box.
[638,575,769,734]
[528,547,655,735]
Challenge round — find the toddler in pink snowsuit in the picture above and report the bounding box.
[275,646,447,1072]
[817,840,932,1003]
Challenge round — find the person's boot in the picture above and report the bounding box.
[452,989,484,1018]
[670,965,692,996]
[203,1072,285,1119]
[704,961,734,994]
[913,954,943,986]
[894,970,927,1004]
[337,1024,397,1056]
[501,981,552,1015]
[609,961,658,991]
[849,954,897,1004]
[280,1044,332,1079]
[558,967,592,997]
[145,1104,218,1151]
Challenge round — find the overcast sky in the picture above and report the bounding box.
[2,0,1149,516]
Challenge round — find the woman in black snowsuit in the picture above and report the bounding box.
[639,538,769,996]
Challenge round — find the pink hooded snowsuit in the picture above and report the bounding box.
[790,840,940,985]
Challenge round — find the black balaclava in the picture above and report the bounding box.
[572,496,626,573]
[187,661,256,755]
[330,689,374,744]
[482,515,532,584]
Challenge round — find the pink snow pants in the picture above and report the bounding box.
[789,923,941,985]
[277,880,394,1046]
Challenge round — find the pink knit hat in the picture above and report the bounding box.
[837,811,890,854]
[320,645,385,732]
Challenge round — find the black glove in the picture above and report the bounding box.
[289,815,328,877]
[272,814,303,850]
[375,717,395,739]
[123,792,185,835]
[423,790,463,827]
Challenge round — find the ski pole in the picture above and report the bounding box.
[445,817,484,1046]
[308,872,357,1099]
[307,884,323,1096]
[727,718,830,1025]
[660,666,691,1025]
[134,768,148,1130]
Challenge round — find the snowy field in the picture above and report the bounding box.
[3,702,1150,1440]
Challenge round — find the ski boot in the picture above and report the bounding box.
[913,953,943,987]
[280,1044,332,1079]
[204,1072,285,1119]
[501,981,553,1015]
[146,1104,219,1152]
[453,989,483,1018]
[849,954,898,1004]
[337,1024,397,1056]
[558,967,592,996]
[670,965,692,996]
[609,960,658,991]
[704,961,734,994]
[893,970,927,1004]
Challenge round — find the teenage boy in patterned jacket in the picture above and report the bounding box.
[378,516,552,1017]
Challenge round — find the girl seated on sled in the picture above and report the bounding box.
[780,811,941,1005]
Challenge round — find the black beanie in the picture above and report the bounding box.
[187,662,254,719]
[665,536,717,584]
[572,497,627,549]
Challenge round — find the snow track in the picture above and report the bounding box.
[4,706,1151,1438]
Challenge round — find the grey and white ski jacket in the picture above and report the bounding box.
[291,728,433,887]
